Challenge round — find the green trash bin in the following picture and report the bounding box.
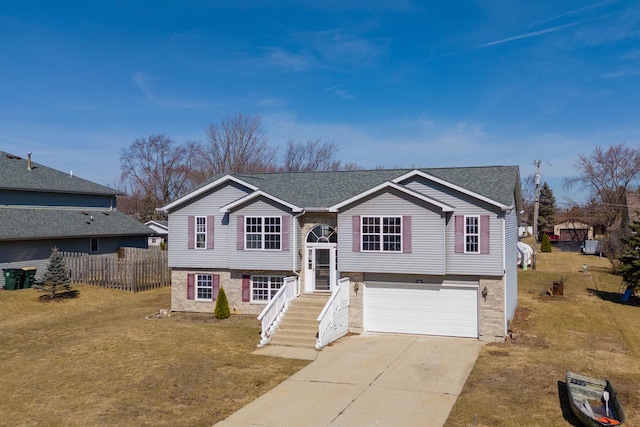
[3,269,25,290]
[22,267,37,288]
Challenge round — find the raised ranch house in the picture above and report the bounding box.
[0,151,152,288]
[160,166,523,347]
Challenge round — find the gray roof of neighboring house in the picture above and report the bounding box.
[0,207,152,241]
[225,166,521,209]
[0,151,121,195]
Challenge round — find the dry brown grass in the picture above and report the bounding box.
[446,248,640,427]
[0,285,308,427]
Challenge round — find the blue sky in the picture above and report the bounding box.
[2,1,639,206]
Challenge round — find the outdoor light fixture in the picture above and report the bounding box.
[482,286,488,301]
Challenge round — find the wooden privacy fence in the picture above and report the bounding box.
[61,248,170,292]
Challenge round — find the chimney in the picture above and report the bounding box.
[27,152,32,171]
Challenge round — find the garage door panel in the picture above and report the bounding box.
[364,283,478,338]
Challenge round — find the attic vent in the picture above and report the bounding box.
[102,212,110,216]
[5,154,22,160]
[82,211,89,215]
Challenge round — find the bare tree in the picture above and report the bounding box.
[282,139,340,172]
[564,143,640,266]
[198,113,277,175]
[120,134,198,221]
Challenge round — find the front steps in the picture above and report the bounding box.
[268,294,329,349]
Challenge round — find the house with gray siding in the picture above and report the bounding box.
[160,166,522,342]
[0,151,152,288]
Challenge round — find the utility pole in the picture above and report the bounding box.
[531,160,542,270]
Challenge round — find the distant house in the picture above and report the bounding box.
[0,151,152,288]
[145,220,168,246]
[159,166,523,343]
[553,221,593,242]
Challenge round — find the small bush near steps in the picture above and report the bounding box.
[214,287,231,319]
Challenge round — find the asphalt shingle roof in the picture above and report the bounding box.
[0,207,152,240]
[226,166,520,209]
[0,151,121,195]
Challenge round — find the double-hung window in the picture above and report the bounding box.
[196,274,213,301]
[465,216,479,253]
[195,216,207,249]
[245,216,281,250]
[362,216,402,252]
[251,275,283,302]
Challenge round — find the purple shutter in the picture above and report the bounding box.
[402,216,412,253]
[242,275,250,302]
[236,215,245,251]
[212,275,220,301]
[187,273,195,300]
[352,215,361,252]
[480,215,490,254]
[207,216,214,249]
[455,215,464,253]
[187,216,195,249]
[281,215,290,251]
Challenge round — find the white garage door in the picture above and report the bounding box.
[364,283,478,338]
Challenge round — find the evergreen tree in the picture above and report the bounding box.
[214,287,230,319]
[541,233,553,253]
[618,218,640,289]
[38,247,72,298]
[538,182,557,232]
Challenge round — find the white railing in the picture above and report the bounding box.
[256,276,298,348]
[316,277,350,350]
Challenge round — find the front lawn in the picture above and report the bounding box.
[0,285,308,426]
[446,249,640,426]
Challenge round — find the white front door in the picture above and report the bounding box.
[305,244,337,292]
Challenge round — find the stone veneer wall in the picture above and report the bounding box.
[171,269,292,316]
[340,272,364,333]
[478,276,506,340]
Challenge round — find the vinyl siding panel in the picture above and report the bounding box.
[229,198,294,271]
[338,189,445,275]
[504,198,519,321]
[402,177,505,276]
[168,182,250,269]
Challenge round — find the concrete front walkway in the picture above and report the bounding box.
[214,334,483,427]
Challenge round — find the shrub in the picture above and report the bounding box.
[541,233,552,253]
[214,287,231,319]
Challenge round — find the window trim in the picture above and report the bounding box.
[250,275,284,303]
[361,216,402,252]
[195,274,213,301]
[245,216,282,251]
[464,215,480,254]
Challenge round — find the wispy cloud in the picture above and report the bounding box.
[133,72,208,109]
[478,20,588,48]
[323,84,355,100]
[261,47,313,71]
[528,0,614,27]
[601,68,640,78]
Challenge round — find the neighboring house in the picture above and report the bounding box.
[0,151,152,288]
[145,220,169,246]
[159,166,523,341]
[553,221,593,242]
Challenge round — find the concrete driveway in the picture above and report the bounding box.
[214,334,483,427]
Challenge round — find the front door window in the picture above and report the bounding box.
[314,248,331,291]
